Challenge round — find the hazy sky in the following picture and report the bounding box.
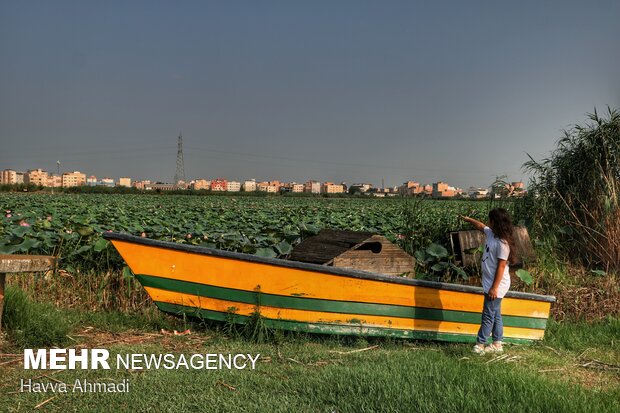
[1,1,619,188]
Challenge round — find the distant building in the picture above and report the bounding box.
[148,183,176,191]
[1,169,17,185]
[227,181,241,192]
[257,181,278,193]
[100,177,115,187]
[323,183,345,194]
[192,179,211,190]
[350,183,372,193]
[432,182,456,198]
[47,175,62,188]
[292,183,304,193]
[510,181,526,196]
[469,187,489,199]
[279,182,293,192]
[243,179,257,192]
[25,169,49,186]
[62,171,86,187]
[401,181,422,195]
[304,181,322,194]
[133,180,151,190]
[118,177,132,187]
[175,181,189,190]
[86,176,98,186]
[211,178,227,192]
[269,180,281,192]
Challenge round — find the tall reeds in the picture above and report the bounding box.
[524,107,620,273]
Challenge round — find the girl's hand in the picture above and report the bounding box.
[488,287,498,300]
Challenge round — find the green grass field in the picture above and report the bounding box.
[1,302,618,413]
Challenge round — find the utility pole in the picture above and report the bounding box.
[52,161,60,194]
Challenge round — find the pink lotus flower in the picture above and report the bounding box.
[186,233,192,239]
[19,220,30,227]
[141,232,146,238]
[46,216,53,221]
[5,213,11,218]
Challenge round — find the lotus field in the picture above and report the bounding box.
[0,193,504,277]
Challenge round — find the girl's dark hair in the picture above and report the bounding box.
[488,208,516,265]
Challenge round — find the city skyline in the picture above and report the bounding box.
[0,163,519,192]
[1,2,619,188]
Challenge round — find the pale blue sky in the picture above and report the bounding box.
[1,1,618,188]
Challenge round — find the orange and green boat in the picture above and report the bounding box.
[104,233,555,343]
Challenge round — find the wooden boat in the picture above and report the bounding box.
[104,233,555,343]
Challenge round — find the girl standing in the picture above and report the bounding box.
[461,209,516,353]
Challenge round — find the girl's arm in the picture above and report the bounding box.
[460,215,486,232]
[488,259,507,300]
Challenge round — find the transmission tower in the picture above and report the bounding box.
[174,133,186,184]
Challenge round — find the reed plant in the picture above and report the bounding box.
[524,107,620,274]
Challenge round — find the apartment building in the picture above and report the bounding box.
[133,180,151,190]
[25,169,49,186]
[118,177,132,187]
[86,176,97,186]
[243,179,257,192]
[323,183,345,194]
[269,180,281,192]
[47,175,62,188]
[257,181,278,193]
[61,171,86,187]
[211,178,227,191]
[350,183,372,193]
[292,183,304,193]
[401,181,423,195]
[304,180,322,194]
[100,177,115,187]
[148,183,176,191]
[432,181,456,198]
[469,187,489,199]
[1,169,17,184]
[192,179,211,190]
[227,181,241,192]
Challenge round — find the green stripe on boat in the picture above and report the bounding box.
[137,274,547,330]
[154,301,535,344]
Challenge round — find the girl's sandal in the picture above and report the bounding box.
[472,343,485,354]
[485,342,504,353]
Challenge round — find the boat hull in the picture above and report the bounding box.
[105,233,555,343]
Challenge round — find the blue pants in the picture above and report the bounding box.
[476,294,504,344]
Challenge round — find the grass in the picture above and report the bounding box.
[1,293,619,413]
[1,287,71,348]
